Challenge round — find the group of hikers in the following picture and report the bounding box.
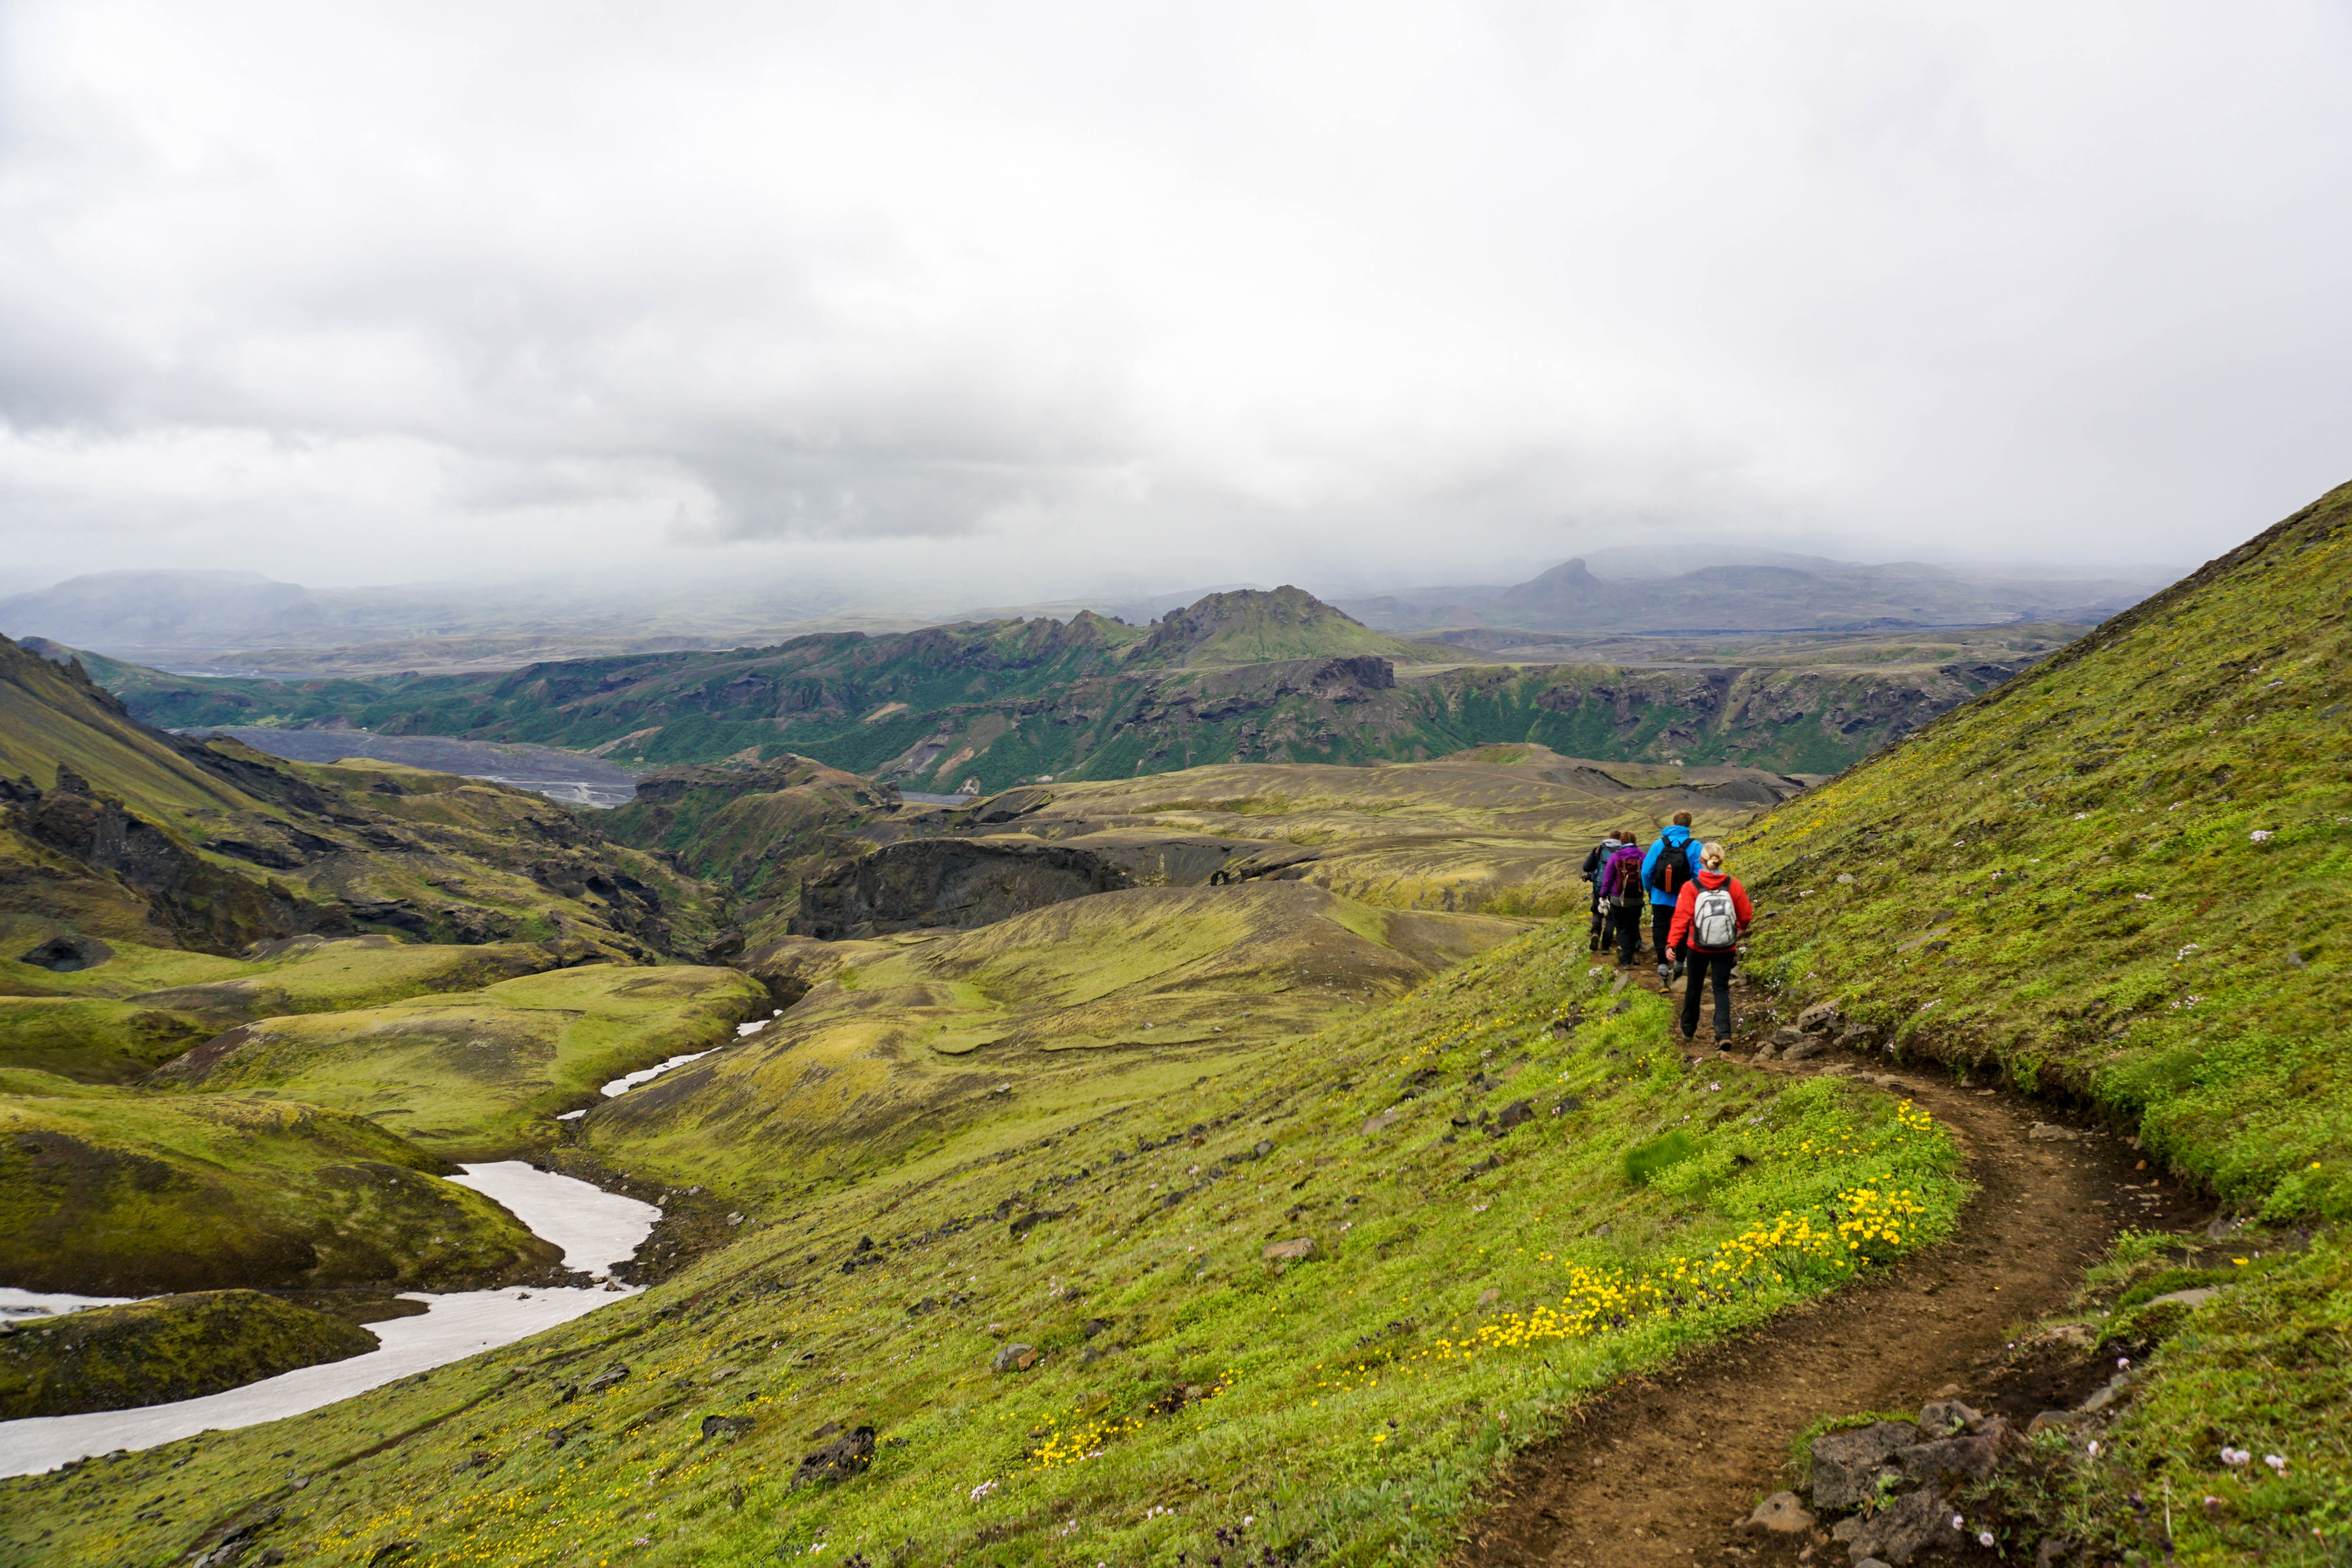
[1578,810,1753,1045]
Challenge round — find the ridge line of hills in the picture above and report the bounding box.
[42,583,2078,790]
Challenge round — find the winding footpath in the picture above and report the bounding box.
[1458,1035,2199,1566]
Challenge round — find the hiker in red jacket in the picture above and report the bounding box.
[1668,841,1753,1045]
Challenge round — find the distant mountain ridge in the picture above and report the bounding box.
[0,551,2171,673]
[1338,555,2169,634]
[60,584,2074,791]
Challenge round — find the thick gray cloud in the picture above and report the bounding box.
[2,0,2348,600]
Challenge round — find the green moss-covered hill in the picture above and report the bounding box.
[1739,480,2352,1562]
[0,927,580,1083]
[157,961,766,1160]
[0,1291,377,1419]
[0,632,721,959]
[0,1071,558,1295]
[587,882,1528,1202]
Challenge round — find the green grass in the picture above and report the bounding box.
[0,922,1965,1566]
[169,963,768,1160]
[1736,480,2352,1564]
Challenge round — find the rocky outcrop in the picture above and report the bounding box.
[789,838,1134,939]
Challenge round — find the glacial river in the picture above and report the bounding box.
[0,1164,660,1477]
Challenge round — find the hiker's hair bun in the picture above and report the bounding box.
[1700,841,1726,869]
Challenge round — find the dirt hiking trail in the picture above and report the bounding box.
[1456,970,2204,1567]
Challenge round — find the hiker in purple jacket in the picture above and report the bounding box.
[1598,829,1647,968]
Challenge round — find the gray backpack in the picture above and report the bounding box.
[1690,885,1739,949]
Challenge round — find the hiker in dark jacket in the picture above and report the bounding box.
[1641,812,1700,977]
[1597,830,1646,967]
[1669,842,1753,1045]
[1579,833,1625,951]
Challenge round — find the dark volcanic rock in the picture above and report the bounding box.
[790,837,1133,939]
[16,932,113,971]
[1844,1485,1956,1564]
[790,1425,877,1487]
[1810,1421,1920,1509]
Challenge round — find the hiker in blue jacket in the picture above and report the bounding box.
[1641,811,1699,981]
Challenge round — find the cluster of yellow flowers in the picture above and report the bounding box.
[1028,1375,1234,1470]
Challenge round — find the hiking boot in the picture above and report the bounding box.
[1656,962,1673,984]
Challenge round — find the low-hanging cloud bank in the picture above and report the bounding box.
[2,1,2348,597]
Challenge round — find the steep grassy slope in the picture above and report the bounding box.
[601,755,895,936]
[0,924,1966,1567]
[589,883,1527,1200]
[0,1071,558,1294]
[0,634,724,958]
[156,963,766,1161]
[1737,481,2352,1562]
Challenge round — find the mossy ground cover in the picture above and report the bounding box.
[589,884,1526,1202]
[963,749,1774,919]
[165,963,767,1160]
[0,923,1964,1566]
[0,1074,556,1294]
[1734,483,2352,1563]
[0,929,568,1082]
[0,1290,378,1418]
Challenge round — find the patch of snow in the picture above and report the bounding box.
[600,1049,716,1097]
[0,1163,660,1476]
[0,1288,136,1320]
[446,1162,660,1277]
[556,1108,587,1121]
[735,1018,769,1037]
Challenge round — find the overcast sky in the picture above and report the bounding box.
[2,1,2349,603]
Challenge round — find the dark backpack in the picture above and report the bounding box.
[1646,836,1694,898]
[1602,845,1645,905]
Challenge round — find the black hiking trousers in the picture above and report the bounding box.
[1606,901,1641,965]
[1650,904,1676,963]
[1679,948,1735,1041]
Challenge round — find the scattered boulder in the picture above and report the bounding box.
[1741,1492,1815,1535]
[1843,1486,1954,1565]
[16,932,112,972]
[2077,1368,2140,1414]
[700,1414,755,1440]
[1915,1400,1982,1438]
[2139,1286,2221,1310]
[1810,1421,1920,1509]
[1493,1099,1534,1133]
[991,1342,1039,1373]
[1361,1108,1404,1135]
[789,1425,876,1488]
[1898,1433,2002,1490]
[1780,1035,1828,1063]
[1262,1237,1318,1272]
[1797,1002,1843,1034]
[580,1362,631,1396]
[2028,1124,2082,1142]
